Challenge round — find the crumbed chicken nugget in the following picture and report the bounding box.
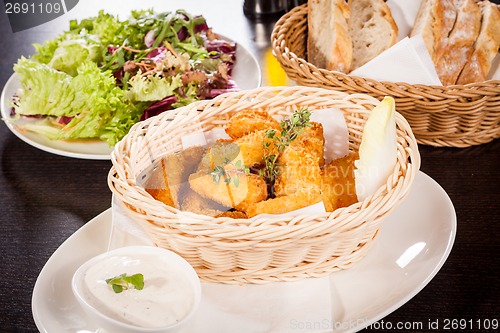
[291,122,325,166]
[235,130,278,167]
[197,141,241,172]
[188,171,267,212]
[225,109,280,139]
[274,145,322,197]
[321,152,358,212]
[197,135,276,174]
[144,158,174,206]
[215,210,248,219]
[163,146,206,206]
[180,187,228,217]
[144,146,206,208]
[246,186,323,217]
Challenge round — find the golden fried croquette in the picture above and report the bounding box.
[274,144,322,197]
[144,158,174,207]
[144,146,206,208]
[180,187,228,216]
[291,122,325,166]
[225,109,280,139]
[197,141,241,172]
[197,133,277,173]
[321,152,358,212]
[188,171,268,212]
[246,186,323,217]
[215,210,248,219]
[235,130,278,167]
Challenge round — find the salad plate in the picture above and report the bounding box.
[1,39,261,160]
[32,171,456,332]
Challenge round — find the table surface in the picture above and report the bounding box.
[1,1,499,332]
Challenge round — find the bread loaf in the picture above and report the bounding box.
[410,0,457,63]
[457,1,500,84]
[307,0,352,72]
[348,0,398,69]
[434,0,482,85]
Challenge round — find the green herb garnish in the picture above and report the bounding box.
[261,109,312,184]
[105,273,144,293]
[209,158,250,187]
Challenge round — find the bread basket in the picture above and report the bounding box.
[271,3,500,148]
[108,86,420,284]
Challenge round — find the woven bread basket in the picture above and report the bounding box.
[108,86,420,284]
[271,3,500,148]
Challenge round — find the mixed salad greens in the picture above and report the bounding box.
[10,9,238,146]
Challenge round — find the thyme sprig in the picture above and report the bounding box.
[209,158,250,187]
[261,109,312,184]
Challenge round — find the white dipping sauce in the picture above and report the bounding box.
[81,253,195,328]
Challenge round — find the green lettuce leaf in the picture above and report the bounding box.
[13,58,145,145]
[48,37,103,76]
[127,73,183,102]
[14,57,75,116]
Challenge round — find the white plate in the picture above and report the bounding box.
[1,40,261,160]
[32,171,456,333]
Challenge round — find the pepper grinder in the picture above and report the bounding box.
[243,0,286,20]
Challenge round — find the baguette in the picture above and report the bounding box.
[410,0,457,63]
[348,0,398,70]
[307,0,352,72]
[434,0,482,85]
[457,1,500,84]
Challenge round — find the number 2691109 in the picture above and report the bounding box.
[5,2,63,14]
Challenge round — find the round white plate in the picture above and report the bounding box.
[32,172,456,333]
[1,40,261,160]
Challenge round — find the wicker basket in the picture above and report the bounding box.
[108,86,420,284]
[271,3,500,148]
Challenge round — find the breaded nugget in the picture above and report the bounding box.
[234,130,278,167]
[246,186,323,217]
[180,187,228,216]
[144,158,174,206]
[144,146,206,208]
[197,141,241,172]
[321,152,358,212]
[188,171,268,212]
[163,146,206,206]
[215,210,248,219]
[225,109,280,139]
[291,122,325,166]
[197,134,275,173]
[274,145,322,197]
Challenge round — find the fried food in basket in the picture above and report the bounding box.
[144,158,174,207]
[188,171,268,212]
[225,109,280,139]
[144,146,206,208]
[144,108,364,218]
[180,187,228,216]
[321,152,358,212]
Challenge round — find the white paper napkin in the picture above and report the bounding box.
[387,0,421,41]
[350,35,442,85]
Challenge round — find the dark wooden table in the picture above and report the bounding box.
[1,1,498,332]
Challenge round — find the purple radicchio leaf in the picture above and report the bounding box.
[140,95,178,120]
